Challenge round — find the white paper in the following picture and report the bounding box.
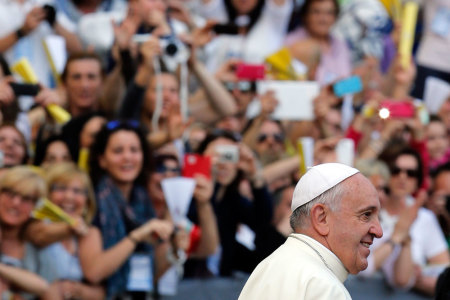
[257,81,319,120]
[336,138,355,167]
[126,254,153,291]
[43,35,67,74]
[158,266,178,296]
[235,224,256,251]
[161,177,196,225]
[299,137,314,168]
[424,77,450,114]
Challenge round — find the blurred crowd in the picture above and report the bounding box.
[0,0,449,299]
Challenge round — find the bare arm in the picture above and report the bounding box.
[78,227,138,284]
[262,156,299,185]
[80,219,173,284]
[0,263,49,296]
[190,175,219,257]
[0,31,21,53]
[191,61,237,118]
[393,239,416,288]
[42,280,105,300]
[25,221,72,248]
[0,7,46,52]
[53,23,83,53]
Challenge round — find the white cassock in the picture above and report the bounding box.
[239,233,352,300]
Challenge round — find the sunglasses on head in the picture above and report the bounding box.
[257,133,284,143]
[106,120,140,131]
[391,166,419,178]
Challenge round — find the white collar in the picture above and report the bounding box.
[289,233,349,283]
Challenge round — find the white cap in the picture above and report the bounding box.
[291,163,359,212]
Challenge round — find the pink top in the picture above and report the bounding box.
[285,28,352,86]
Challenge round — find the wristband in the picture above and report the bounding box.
[16,28,26,39]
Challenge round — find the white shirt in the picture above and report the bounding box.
[360,201,448,289]
[199,0,293,72]
[0,0,58,88]
[239,233,351,300]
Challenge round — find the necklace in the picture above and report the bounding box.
[289,234,332,273]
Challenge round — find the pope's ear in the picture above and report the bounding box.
[310,203,330,236]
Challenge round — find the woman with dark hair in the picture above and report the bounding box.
[186,129,273,276]
[0,124,29,178]
[33,135,73,168]
[365,147,450,296]
[199,0,293,72]
[81,120,183,299]
[285,0,351,85]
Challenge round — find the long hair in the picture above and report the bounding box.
[288,0,340,32]
[89,120,153,187]
[224,0,266,32]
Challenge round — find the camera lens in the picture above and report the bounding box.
[165,43,178,56]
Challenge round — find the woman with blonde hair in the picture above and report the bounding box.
[0,166,48,299]
[25,162,105,299]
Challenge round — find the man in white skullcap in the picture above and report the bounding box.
[239,163,383,300]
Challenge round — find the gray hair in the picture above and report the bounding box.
[290,182,345,230]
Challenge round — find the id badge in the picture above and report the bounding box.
[431,8,450,37]
[126,254,153,291]
[158,266,179,296]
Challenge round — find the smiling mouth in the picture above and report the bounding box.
[361,242,371,248]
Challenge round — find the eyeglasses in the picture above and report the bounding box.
[106,120,140,131]
[50,184,88,196]
[156,165,181,175]
[223,81,256,94]
[257,133,284,143]
[391,166,419,178]
[1,188,36,205]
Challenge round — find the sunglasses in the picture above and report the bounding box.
[257,133,284,143]
[106,120,140,131]
[156,165,181,175]
[223,81,256,93]
[391,166,419,178]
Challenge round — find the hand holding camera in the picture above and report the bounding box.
[21,7,47,35]
[139,36,162,67]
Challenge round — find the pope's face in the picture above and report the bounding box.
[326,174,382,274]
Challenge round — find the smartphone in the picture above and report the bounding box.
[212,24,240,35]
[236,63,265,81]
[9,82,40,96]
[379,100,415,119]
[43,4,56,26]
[182,154,211,179]
[333,76,363,97]
[216,145,239,163]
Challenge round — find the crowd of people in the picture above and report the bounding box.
[0,0,449,299]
